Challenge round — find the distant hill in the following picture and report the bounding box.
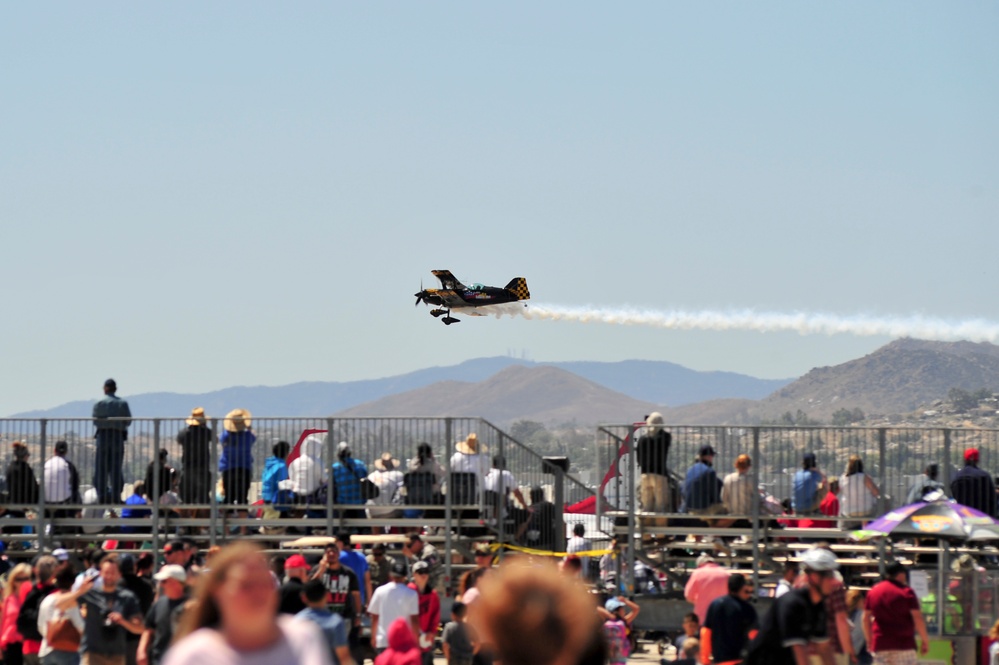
[335,365,660,424]
[662,338,999,424]
[8,357,789,418]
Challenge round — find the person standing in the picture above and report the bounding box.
[774,562,799,599]
[951,448,997,517]
[565,524,594,580]
[92,379,132,504]
[312,542,362,659]
[118,556,153,665]
[279,555,312,616]
[56,555,144,665]
[635,412,672,522]
[367,562,419,655]
[294,580,353,665]
[684,555,730,625]
[144,450,177,505]
[405,536,442,592]
[407,561,440,665]
[176,408,213,506]
[218,409,255,508]
[745,548,839,665]
[137,565,188,665]
[37,562,84,665]
[367,544,394,590]
[337,534,372,609]
[701,573,758,665]
[863,561,930,665]
[7,443,39,530]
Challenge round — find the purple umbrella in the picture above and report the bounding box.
[850,500,999,542]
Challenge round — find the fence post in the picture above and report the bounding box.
[877,428,887,515]
[626,424,637,595]
[444,418,453,594]
[209,418,219,547]
[942,429,952,492]
[497,432,507,548]
[37,419,47,550]
[751,427,761,594]
[326,418,336,536]
[152,419,161,557]
[552,462,566,554]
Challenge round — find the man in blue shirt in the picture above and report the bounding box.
[792,452,826,515]
[93,378,132,503]
[296,578,354,665]
[683,445,730,520]
[338,532,373,607]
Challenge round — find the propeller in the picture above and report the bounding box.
[415,280,425,307]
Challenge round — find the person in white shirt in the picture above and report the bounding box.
[484,455,527,507]
[367,561,419,653]
[449,434,489,502]
[367,453,405,520]
[288,434,326,499]
[44,440,79,507]
[565,523,594,579]
[38,561,86,663]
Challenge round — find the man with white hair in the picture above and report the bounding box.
[684,554,729,624]
[635,413,672,527]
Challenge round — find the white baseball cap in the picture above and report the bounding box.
[153,564,187,583]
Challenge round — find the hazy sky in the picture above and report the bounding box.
[3,3,997,415]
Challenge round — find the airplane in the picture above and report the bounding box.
[414,270,530,325]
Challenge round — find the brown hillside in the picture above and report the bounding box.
[334,365,658,425]
[756,338,999,421]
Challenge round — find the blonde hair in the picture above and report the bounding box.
[3,563,32,601]
[472,560,600,665]
[845,455,864,476]
[989,619,999,642]
[174,542,271,642]
[845,588,865,613]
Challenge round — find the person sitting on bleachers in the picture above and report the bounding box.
[288,435,326,503]
[906,464,944,505]
[331,442,369,522]
[367,453,405,522]
[407,442,444,493]
[792,452,826,516]
[144,448,178,504]
[449,433,489,501]
[517,486,558,551]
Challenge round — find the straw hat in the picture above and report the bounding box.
[456,433,486,455]
[186,407,208,427]
[223,408,252,433]
[374,452,401,472]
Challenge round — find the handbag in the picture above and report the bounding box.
[46,614,81,652]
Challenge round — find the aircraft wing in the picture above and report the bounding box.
[431,270,468,291]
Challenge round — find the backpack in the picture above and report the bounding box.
[17,583,54,642]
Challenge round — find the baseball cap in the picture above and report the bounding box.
[605,598,625,612]
[801,548,839,572]
[965,448,980,463]
[391,561,409,578]
[695,553,715,567]
[284,554,309,570]
[153,564,187,583]
[52,548,70,562]
[473,543,492,556]
[163,540,185,555]
[412,561,430,574]
[698,444,716,456]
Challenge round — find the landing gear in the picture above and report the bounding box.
[429,309,446,318]
[442,316,460,325]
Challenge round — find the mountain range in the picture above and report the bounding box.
[14,339,999,426]
[9,357,790,420]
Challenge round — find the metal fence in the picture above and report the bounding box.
[0,416,594,590]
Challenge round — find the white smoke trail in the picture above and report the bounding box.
[480,303,999,342]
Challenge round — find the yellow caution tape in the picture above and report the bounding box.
[487,542,613,558]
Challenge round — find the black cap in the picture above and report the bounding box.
[391,561,408,578]
[104,378,117,391]
[698,444,716,456]
[54,440,69,454]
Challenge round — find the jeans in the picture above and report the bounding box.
[43,651,80,665]
[93,429,126,503]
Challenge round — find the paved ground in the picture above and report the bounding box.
[426,641,670,663]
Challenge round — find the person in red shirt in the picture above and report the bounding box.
[863,561,930,663]
[407,561,440,665]
[800,480,839,530]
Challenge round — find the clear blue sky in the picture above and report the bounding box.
[2,2,997,414]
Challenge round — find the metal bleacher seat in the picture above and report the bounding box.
[403,471,437,506]
[447,472,478,506]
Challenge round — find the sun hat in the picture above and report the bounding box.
[186,407,208,427]
[374,452,401,472]
[223,408,252,433]
[456,433,486,455]
[153,564,187,583]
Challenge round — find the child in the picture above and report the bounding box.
[442,601,475,665]
[673,613,699,661]
[602,597,639,665]
[672,637,699,665]
[294,579,352,665]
